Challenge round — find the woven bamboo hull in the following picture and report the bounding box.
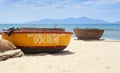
[74,28,104,40]
[1,28,72,53]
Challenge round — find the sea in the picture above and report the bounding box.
[0,24,120,40]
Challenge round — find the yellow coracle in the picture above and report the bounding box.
[2,28,72,53]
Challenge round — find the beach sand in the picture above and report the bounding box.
[0,35,120,73]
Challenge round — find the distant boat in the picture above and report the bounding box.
[73,28,104,40]
[1,27,72,53]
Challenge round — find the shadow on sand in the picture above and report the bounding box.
[25,50,75,56]
[74,38,120,42]
[74,38,105,41]
[51,50,75,56]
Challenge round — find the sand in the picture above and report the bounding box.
[0,35,120,73]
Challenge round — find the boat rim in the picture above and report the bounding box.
[74,28,104,30]
[2,31,73,34]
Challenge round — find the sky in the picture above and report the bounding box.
[0,0,120,23]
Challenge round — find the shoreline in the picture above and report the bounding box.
[0,35,120,73]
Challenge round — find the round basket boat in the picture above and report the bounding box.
[74,28,104,40]
[1,28,72,53]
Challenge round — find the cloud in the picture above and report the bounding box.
[1,0,120,9]
[1,0,120,5]
[0,0,6,5]
[0,0,96,6]
[0,0,120,23]
[82,0,120,5]
[1,0,120,8]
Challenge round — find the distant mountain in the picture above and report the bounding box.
[26,17,108,24]
[114,20,120,24]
